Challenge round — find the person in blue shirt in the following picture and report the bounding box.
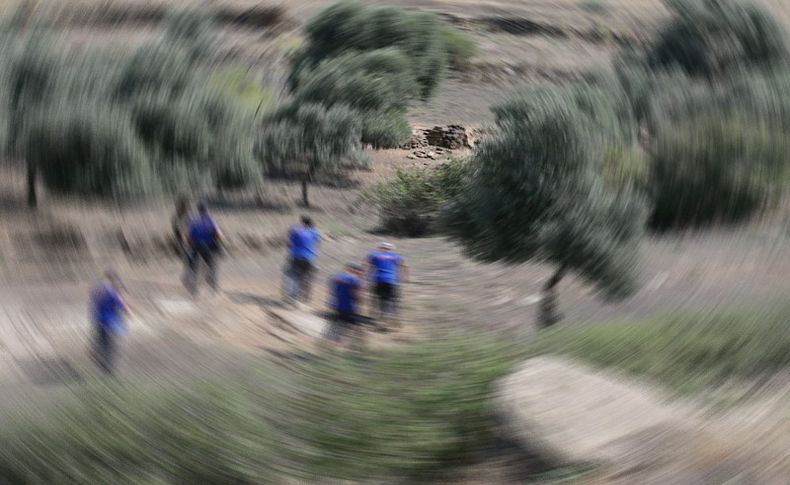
[325,263,364,346]
[184,201,224,296]
[367,242,408,323]
[90,270,131,375]
[284,215,321,304]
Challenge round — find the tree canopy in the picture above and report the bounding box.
[442,87,647,325]
[258,102,361,206]
[288,1,448,100]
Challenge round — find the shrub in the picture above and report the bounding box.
[292,49,418,147]
[289,1,449,99]
[648,0,789,78]
[649,115,787,229]
[441,27,478,71]
[26,104,154,198]
[114,43,194,100]
[368,157,472,236]
[258,102,361,206]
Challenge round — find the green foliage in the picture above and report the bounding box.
[0,382,275,484]
[258,102,361,182]
[114,43,194,101]
[210,67,276,114]
[286,335,524,480]
[648,0,789,78]
[649,115,787,229]
[602,146,649,191]
[289,1,449,100]
[441,27,478,71]
[5,24,61,158]
[604,0,790,230]
[533,305,790,395]
[444,87,646,300]
[292,49,418,147]
[0,6,264,198]
[367,158,473,236]
[26,104,154,198]
[0,335,529,483]
[2,303,787,482]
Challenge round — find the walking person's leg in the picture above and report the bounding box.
[185,246,200,295]
[289,260,304,302]
[202,246,218,293]
[97,326,116,374]
[302,262,315,303]
[375,283,386,320]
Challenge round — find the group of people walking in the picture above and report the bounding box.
[90,201,408,374]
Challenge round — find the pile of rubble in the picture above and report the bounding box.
[402,125,484,160]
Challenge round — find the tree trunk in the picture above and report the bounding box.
[26,163,37,209]
[539,265,566,328]
[301,178,309,208]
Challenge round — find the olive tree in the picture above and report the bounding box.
[442,88,647,327]
[5,21,60,208]
[288,1,448,100]
[258,103,360,207]
[292,49,418,147]
[648,0,788,79]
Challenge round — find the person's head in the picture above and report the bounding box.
[175,196,189,216]
[104,269,124,291]
[347,263,364,277]
[197,201,209,215]
[378,242,395,252]
[301,215,313,228]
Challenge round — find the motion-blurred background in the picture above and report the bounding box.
[0,0,788,483]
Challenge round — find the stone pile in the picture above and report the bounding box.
[401,125,484,161]
[425,125,470,149]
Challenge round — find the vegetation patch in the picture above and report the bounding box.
[1,304,788,481]
[531,305,790,396]
[366,157,472,236]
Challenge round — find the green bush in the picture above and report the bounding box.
[441,27,478,71]
[289,1,449,100]
[648,0,789,78]
[258,102,360,205]
[27,105,154,198]
[292,49,418,147]
[649,115,787,229]
[368,157,472,236]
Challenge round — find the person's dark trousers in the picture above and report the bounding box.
[375,282,399,317]
[291,257,315,302]
[325,310,359,343]
[186,243,218,294]
[94,325,117,375]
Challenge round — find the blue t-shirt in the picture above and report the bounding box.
[189,214,219,248]
[368,251,404,284]
[331,273,362,313]
[289,226,321,262]
[91,284,126,333]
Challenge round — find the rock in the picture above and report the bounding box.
[406,154,416,160]
[495,356,744,478]
[425,125,468,149]
[267,307,326,339]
